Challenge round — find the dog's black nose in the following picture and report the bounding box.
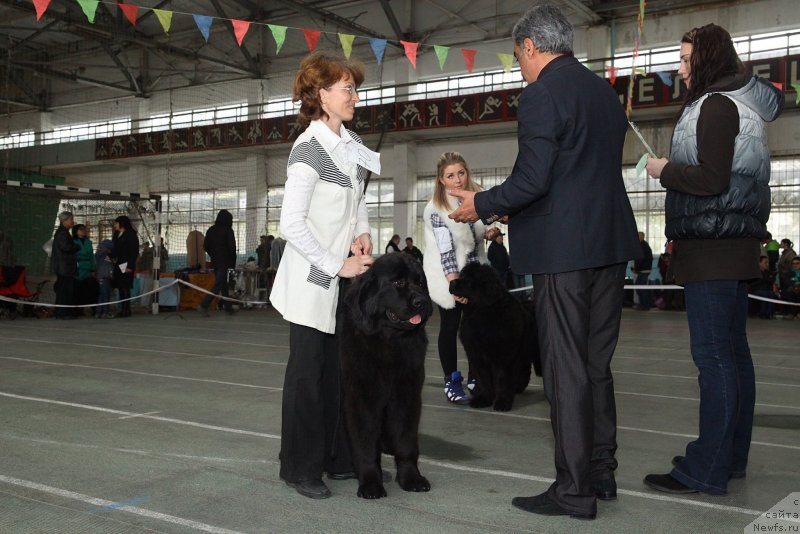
[411,295,426,310]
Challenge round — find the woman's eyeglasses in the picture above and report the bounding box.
[327,84,358,96]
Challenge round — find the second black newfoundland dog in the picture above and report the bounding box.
[449,262,542,412]
[337,253,433,499]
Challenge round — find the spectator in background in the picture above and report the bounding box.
[633,232,654,311]
[112,215,139,318]
[200,209,237,316]
[270,236,286,271]
[763,232,779,273]
[778,239,796,275]
[385,234,402,254]
[137,242,154,307]
[94,239,115,318]
[487,231,511,288]
[72,224,96,316]
[780,256,800,320]
[749,256,778,319]
[256,235,273,270]
[403,237,423,263]
[52,211,80,320]
[158,237,169,272]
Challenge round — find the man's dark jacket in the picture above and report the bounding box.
[204,209,237,270]
[474,55,640,275]
[51,225,79,276]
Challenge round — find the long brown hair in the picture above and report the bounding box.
[431,152,481,211]
[292,52,364,128]
[681,24,744,104]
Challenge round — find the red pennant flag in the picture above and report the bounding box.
[232,19,250,46]
[771,81,783,90]
[33,0,51,21]
[401,40,418,69]
[461,48,477,73]
[303,29,321,53]
[606,65,619,85]
[118,3,139,26]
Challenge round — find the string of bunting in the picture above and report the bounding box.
[27,0,798,105]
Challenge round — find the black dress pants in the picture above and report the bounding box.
[533,263,625,515]
[54,275,74,318]
[279,322,352,482]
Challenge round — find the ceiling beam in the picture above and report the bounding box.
[378,0,404,41]
[560,0,603,24]
[5,67,47,109]
[10,61,138,94]
[210,0,261,77]
[100,42,142,95]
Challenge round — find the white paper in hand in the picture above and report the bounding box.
[346,143,381,175]
[118,262,128,273]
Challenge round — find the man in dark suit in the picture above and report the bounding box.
[449,4,640,520]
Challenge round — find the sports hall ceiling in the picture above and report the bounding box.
[0,0,726,110]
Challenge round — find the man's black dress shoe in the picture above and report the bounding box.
[327,471,392,482]
[643,473,697,494]
[671,456,746,479]
[591,477,617,500]
[511,492,596,520]
[284,478,332,499]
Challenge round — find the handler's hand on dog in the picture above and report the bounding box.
[339,254,374,278]
[351,232,373,256]
[447,190,479,223]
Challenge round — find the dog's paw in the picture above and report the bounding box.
[357,482,387,499]
[493,398,513,412]
[469,396,492,409]
[398,474,431,493]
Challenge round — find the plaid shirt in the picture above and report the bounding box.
[430,212,478,276]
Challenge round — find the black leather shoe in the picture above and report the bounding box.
[672,456,745,479]
[643,474,697,494]
[591,477,617,500]
[284,478,331,499]
[328,471,392,482]
[511,492,595,520]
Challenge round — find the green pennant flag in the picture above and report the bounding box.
[497,53,514,73]
[633,67,648,77]
[267,24,287,54]
[434,45,449,70]
[793,83,800,105]
[339,33,356,59]
[76,0,99,23]
[153,9,172,34]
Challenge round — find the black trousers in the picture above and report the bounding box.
[54,275,74,318]
[201,268,232,311]
[279,322,352,482]
[534,263,625,515]
[437,304,466,382]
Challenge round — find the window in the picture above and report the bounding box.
[140,103,248,133]
[42,119,131,144]
[0,130,35,149]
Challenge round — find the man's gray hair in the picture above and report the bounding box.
[512,4,574,55]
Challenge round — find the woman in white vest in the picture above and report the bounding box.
[271,52,374,500]
[423,152,498,404]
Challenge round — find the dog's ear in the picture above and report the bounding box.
[344,270,379,333]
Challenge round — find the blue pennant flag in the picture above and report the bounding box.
[193,14,213,43]
[655,71,673,87]
[369,38,387,64]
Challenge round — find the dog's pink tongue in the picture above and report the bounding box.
[409,314,422,325]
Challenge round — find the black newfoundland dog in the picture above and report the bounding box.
[449,262,542,412]
[337,253,433,499]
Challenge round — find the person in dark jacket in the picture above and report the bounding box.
[72,224,97,316]
[52,211,80,319]
[486,232,511,288]
[402,237,423,263]
[448,5,640,519]
[632,232,654,311]
[644,24,784,496]
[749,256,778,319]
[200,209,237,316]
[112,216,139,318]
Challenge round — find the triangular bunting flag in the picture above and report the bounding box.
[153,9,172,34]
[771,81,784,90]
[433,45,449,70]
[33,0,51,21]
[339,34,356,59]
[268,24,287,54]
[77,0,99,23]
[118,3,139,27]
[497,53,514,73]
[461,48,477,73]
[303,29,321,53]
[792,84,800,105]
[193,14,213,43]
[633,67,647,77]
[232,20,250,46]
[369,38,387,64]
[401,41,418,69]
[655,71,673,86]
[606,65,619,85]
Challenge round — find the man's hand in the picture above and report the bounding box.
[447,190,479,223]
[646,156,669,179]
[351,233,373,256]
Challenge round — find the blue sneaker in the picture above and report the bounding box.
[444,371,470,405]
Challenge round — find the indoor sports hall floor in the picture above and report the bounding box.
[0,307,797,533]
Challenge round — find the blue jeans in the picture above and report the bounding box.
[634,272,652,309]
[97,278,112,316]
[671,280,755,495]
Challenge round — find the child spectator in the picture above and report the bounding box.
[94,239,115,318]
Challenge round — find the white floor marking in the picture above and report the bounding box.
[0,474,244,534]
[0,356,283,391]
[615,370,800,388]
[615,355,800,371]
[117,411,162,420]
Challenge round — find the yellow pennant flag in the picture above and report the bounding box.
[497,53,514,73]
[153,9,172,34]
[339,34,356,59]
